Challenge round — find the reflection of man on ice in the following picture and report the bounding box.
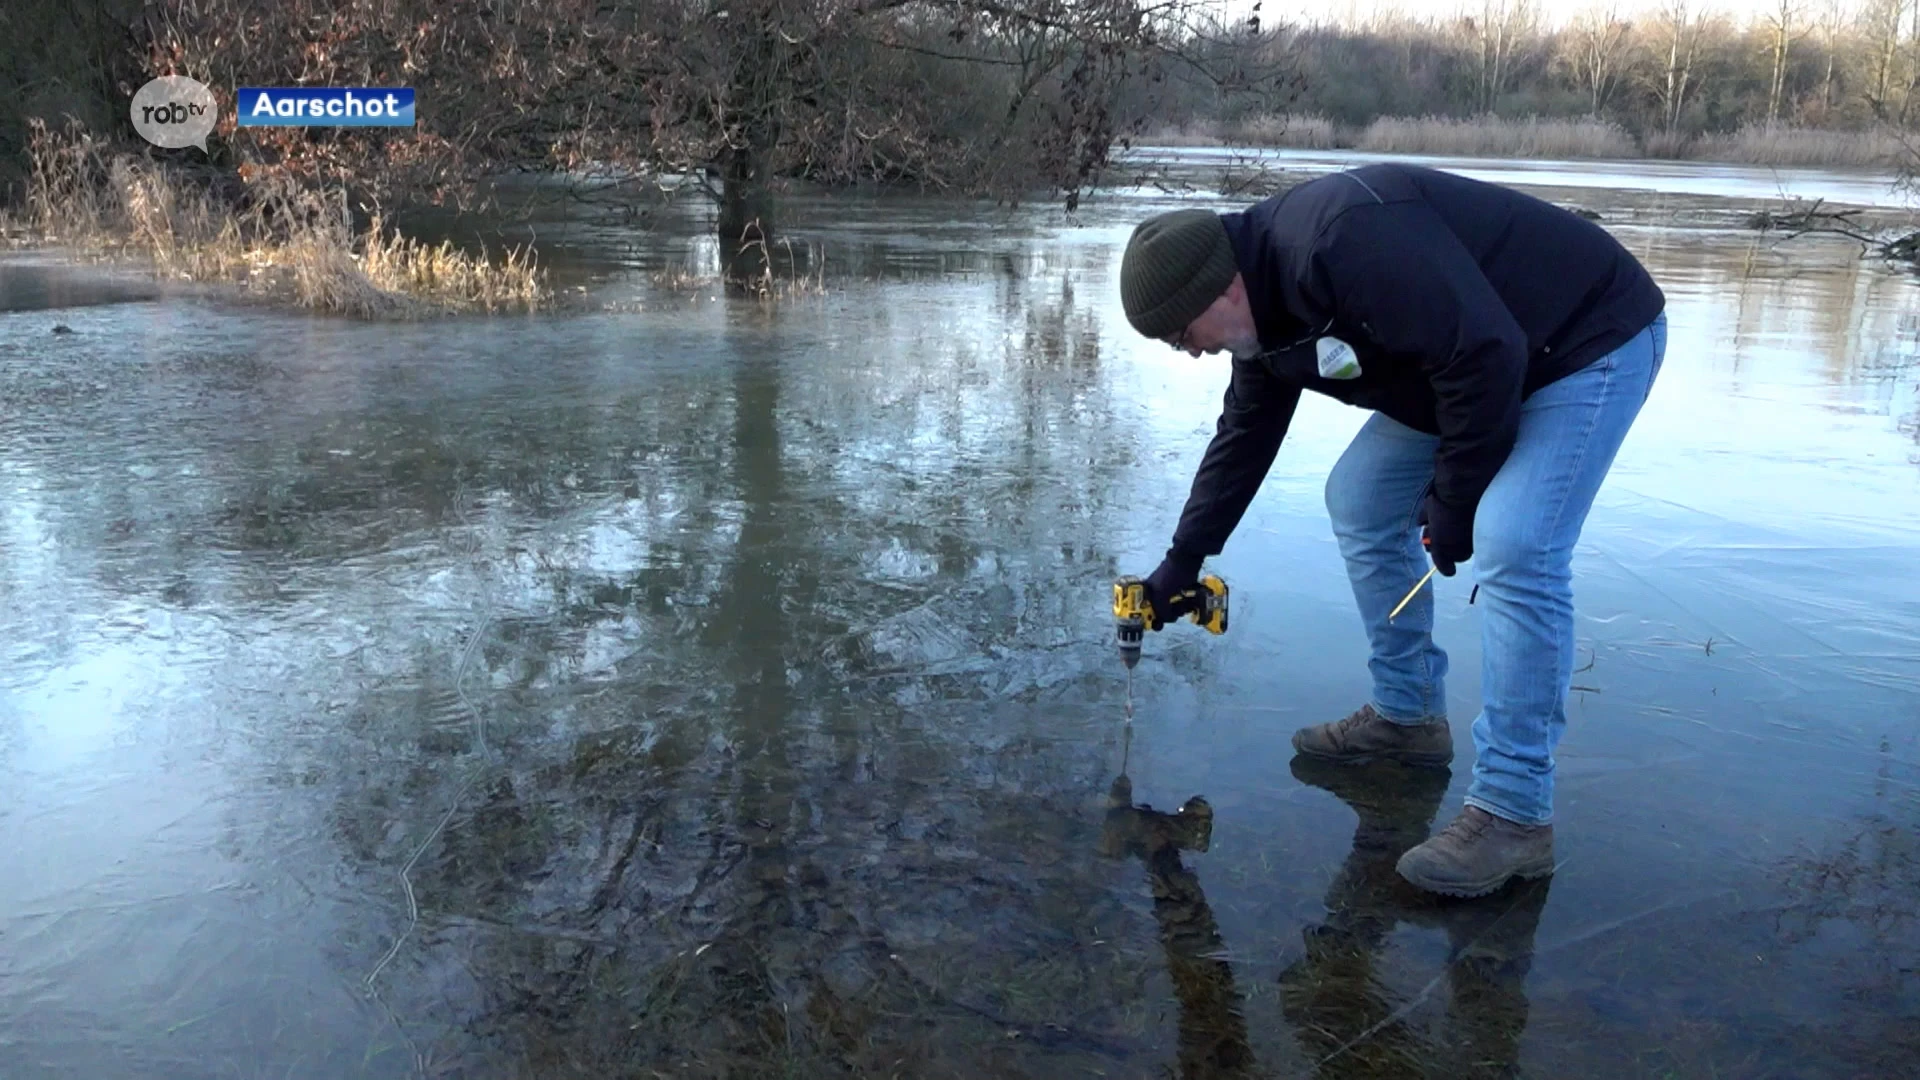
[1280,757,1550,1079]
[1098,749,1550,1079]
[1098,746,1253,1080]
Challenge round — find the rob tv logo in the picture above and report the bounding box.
[142,100,209,125]
[131,76,219,151]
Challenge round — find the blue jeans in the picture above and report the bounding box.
[1323,314,1666,825]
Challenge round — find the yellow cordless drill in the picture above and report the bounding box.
[1112,573,1229,719]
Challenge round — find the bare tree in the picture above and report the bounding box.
[1464,0,1538,114]
[1862,0,1910,119]
[1812,0,1845,118]
[1560,3,1635,116]
[128,0,1256,279]
[1646,0,1709,131]
[40,0,1920,220]
[1903,0,1920,122]
[1762,0,1802,127]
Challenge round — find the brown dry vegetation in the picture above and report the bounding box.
[1689,123,1912,167]
[1356,115,1640,159]
[22,122,546,317]
[4,0,1274,304]
[1143,112,1908,168]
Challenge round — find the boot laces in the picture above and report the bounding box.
[1336,707,1383,739]
[1438,807,1495,845]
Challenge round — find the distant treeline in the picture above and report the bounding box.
[1126,0,1920,163]
[6,0,1917,241]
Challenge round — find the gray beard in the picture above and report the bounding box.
[1226,334,1264,360]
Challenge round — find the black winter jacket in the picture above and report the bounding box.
[1168,163,1665,562]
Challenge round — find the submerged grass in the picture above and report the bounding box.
[0,207,32,249]
[18,120,547,318]
[649,234,828,303]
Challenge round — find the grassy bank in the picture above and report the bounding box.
[15,123,547,318]
[1141,114,1911,169]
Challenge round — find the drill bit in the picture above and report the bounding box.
[1389,566,1437,621]
[1124,665,1134,723]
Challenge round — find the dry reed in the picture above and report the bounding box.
[1686,124,1908,169]
[19,119,547,318]
[1134,114,1905,170]
[1139,114,1353,149]
[1355,115,1638,159]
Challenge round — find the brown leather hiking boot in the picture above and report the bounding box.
[1290,704,1453,766]
[1395,806,1556,898]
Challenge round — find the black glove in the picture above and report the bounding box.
[1417,493,1473,577]
[1143,549,1204,630]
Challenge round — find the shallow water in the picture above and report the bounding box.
[2,160,1918,1079]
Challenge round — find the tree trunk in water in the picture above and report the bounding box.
[717,147,775,287]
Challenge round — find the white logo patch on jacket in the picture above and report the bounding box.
[1316,336,1362,380]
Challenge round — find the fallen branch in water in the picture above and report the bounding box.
[1746,199,1864,232]
[1747,198,1920,264]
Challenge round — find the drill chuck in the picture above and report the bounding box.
[1118,624,1143,670]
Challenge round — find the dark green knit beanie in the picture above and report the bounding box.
[1119,209,1238,340]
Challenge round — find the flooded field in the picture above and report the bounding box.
[2,156,1918,1079]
